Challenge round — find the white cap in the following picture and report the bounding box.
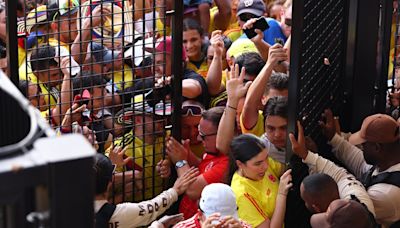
[199,183,239,219]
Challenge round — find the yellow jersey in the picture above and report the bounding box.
[240,111,264,137]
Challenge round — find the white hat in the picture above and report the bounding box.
[199,183,239,219]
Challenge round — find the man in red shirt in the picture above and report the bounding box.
[166,106,229,219]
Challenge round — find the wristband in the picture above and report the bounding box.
[227,105,237,110]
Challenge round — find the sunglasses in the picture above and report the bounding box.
[239,13,257,22]
[284,18,292,27]
[182,105,204,117]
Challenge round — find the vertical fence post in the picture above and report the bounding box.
[171,0,183,140]
[5,0,19,86]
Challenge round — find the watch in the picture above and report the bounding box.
[175,160,188,169]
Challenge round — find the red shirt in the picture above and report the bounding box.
[173,212,252,228]
[179,153,229,219]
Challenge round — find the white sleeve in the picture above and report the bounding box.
[328,134,372,179]
[110,188,178,228]
[303,151,375,216]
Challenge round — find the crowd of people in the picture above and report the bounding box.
[1,0,400,227]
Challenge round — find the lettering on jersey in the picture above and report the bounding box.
[138,205,146,216]
[154,202,160,212]
[163,197,168,207]
[205,161,214,172]
[109,222,119,228]
[147,204,154,213]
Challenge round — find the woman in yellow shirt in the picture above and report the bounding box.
[229,134,292,228]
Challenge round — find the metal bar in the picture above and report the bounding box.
[5,0,19,85]
[171,0,183,141]
[376,0,394,113]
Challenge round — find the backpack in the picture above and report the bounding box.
[95,203,116,228]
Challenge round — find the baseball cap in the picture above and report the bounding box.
[115,101,171,126]
[227,38,259,59]
[145,36,187,61]
[349,114,400,145]
[237,0,266,17]
[199,183,239,219]
[310,199,374,228]
[90,42,121,64]
[17,5,48,36]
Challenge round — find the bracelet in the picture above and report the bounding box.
[227,105,237,110]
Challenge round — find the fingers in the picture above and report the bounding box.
[297,121,304,144]
[324,109,334,125]
[288,133,298,147]
[71,104,87,114]
[238,66,246,82]
[211,30,222,38]
[243,81,252,91]
[281,169,292,179]
[242,18,257,30]
[180,167,199,184]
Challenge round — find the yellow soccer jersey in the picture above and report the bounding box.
[240,111,264,137]
[187,58,209,78]
[231,157,281,227]
[111,64,135,90]
[106,131,164,201]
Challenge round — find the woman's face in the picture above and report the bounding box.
[238,148,269,181]
[183,29,203,61]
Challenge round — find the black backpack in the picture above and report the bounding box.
[95,203,116,228]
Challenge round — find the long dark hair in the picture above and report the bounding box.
[227,134,266,183]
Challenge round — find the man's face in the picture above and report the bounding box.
[300,183,317,213]
[280,6,292,38]
[197,118,218,153]
[182,115,202,145]
[183,29,203,61]
[28,83,46,111]
[90,86,107,111]
[136,114,164,136]
[57,12,78,43]
[37,65,63,87]
[154,53,172,78]
[264,115,288,148]
[361,141,380,165]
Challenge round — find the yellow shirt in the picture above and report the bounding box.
[156,18,171,36]
[111,64,135,90]
[187,58,209,78]
[240,111,264,137]
[105,131,164,201]
[231,157,281,227]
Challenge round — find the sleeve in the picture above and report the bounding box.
[303,151,375,216]
[183,70,210,107]
[328,134,372,179]
[239,112,265,137]
[267,156,285,178]
[116,188,178,227]
[236,193,269,227]
[202,157,229,184]
[367,184,400,225]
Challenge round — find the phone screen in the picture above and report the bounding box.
[244,17,269,39]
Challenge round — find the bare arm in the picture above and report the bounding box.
[52,58,73,126]
[206,30,225,96]
[217,64,251,154]
[182,79,202,99]
[212,0,232,31]
[242,44,287,130]
[269,170,292,228]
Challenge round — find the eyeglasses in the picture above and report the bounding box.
[182,104,204,117]
[284,18,292,27]
[198,130,217,140]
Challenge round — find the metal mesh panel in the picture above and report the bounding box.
[293,0,346,141]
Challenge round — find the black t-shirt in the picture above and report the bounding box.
[183,69,210,108]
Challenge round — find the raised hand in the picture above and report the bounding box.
[166,137,189,164]
[226,64,252,102]
[242,18,264,44]
[172,167,199,195]
[109,146,131,167]
[289,121,308,159]
[318,109,336,140]
[266,43,288,67]
[210,30,224,57]
[156,159,171,178]
[278,169,293,196]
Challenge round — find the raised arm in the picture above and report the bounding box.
[206,30,225,96]
[52,57,73,126]
[242,18,271,62]
[182,79,202,99]
[212,0,232,31]
[242,44,287,130]
[216,64,251,154]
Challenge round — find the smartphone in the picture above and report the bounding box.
[244,17,270,39]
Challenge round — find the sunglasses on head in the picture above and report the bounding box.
[182,105,204,117]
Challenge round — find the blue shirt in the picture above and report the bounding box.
[240,17,287,45]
